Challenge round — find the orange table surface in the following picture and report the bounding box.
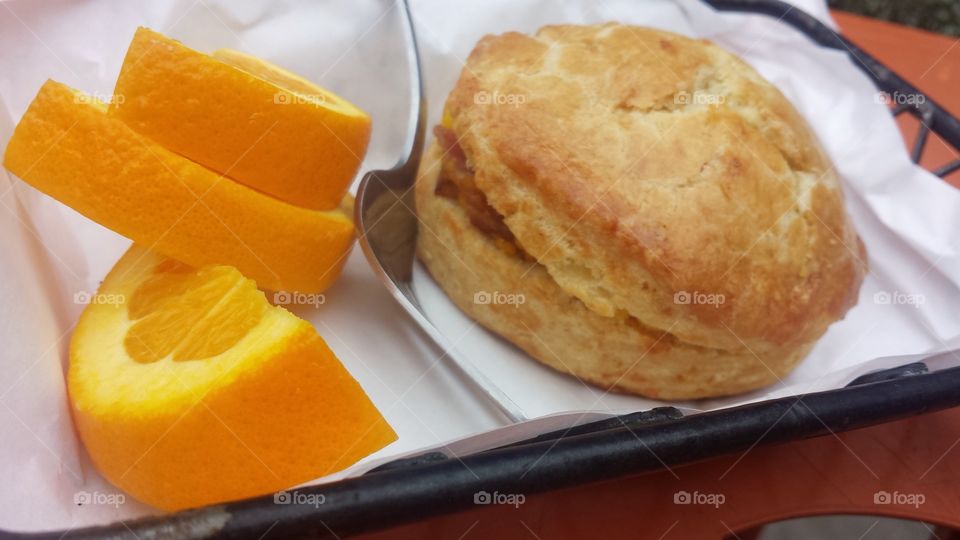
[356,10,960,540]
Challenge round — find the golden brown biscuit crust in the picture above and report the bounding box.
[443,24,866,355]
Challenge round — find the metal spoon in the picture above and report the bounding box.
[353,0,527,423]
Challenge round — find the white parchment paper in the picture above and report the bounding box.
[1,0,958,532]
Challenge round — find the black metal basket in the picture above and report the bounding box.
[10,1,960,538]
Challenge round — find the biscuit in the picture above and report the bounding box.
[417,24,866,399]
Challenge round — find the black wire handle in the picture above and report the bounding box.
[705,0,960,177]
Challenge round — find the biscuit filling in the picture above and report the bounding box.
[433,126,533,260]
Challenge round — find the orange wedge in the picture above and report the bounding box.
[3,80,354,293]
[68,244,397,511]
[110,27,372,210]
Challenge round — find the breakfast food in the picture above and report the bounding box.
[4,28,391,511]
[68,244,397,511]
[4,80,355,293]
[417,24,867,399]
[111,27,371,210]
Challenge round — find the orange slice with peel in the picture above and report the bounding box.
[68,243,397,511]
[3,80,354,294]
[110,27,371,210]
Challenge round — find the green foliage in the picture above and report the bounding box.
[828,0,960,36]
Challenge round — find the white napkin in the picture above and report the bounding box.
[1,0,957,531]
